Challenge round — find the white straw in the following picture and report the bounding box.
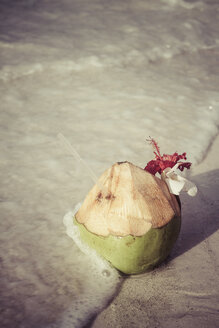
[57,133,107,194]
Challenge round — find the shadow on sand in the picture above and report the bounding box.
[170,169,219,259]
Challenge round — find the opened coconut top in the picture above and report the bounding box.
[75,161,180,237]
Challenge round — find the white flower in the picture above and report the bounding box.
[161,163,197,196]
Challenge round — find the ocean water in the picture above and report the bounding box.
[0,0,218,327]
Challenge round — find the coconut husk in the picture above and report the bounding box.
[75,161,180,237]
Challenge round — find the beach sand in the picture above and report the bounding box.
[91,136,219,328]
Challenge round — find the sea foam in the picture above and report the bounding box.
[47,207,121,328]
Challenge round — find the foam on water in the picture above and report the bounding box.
[45,207,121,328]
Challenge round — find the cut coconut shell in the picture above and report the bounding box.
[75,161,180,237]
[74,214,181,274]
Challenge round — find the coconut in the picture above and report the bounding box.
[74,161,181,274]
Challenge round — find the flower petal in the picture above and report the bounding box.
[161,164,197,196]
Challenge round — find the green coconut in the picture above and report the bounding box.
[74,215,181,274]
[75,161,181,274]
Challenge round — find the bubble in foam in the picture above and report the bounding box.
[102,269,111,277]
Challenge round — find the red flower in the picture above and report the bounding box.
[144,137,191,175]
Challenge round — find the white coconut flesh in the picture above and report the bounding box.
[75,162,181,237]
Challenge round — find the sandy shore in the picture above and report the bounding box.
[91,135,219,328]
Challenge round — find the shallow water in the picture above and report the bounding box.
[0,0,218,327]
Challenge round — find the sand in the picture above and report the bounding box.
[91,136,219,328]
